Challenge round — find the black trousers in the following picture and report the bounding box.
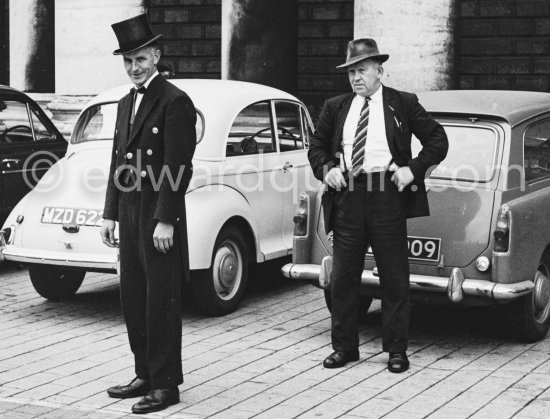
[118,184,183,388]
[331,171,410,353]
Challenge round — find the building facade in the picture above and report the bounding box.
[1,0,549,126]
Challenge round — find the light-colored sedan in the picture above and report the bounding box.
[284,90,550,342]
[0,79,318,315]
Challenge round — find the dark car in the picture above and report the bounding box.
[283,90,550,342]
[0,85,67,225]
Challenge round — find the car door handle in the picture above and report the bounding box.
[2,158,21,165]
[283,162,293,170]
[1,158,21,169]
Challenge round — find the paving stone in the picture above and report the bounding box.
[231,391,289,413]
[389,394,448,418]
[253,403,304,419]
[2,266,550,418]
[347,397,397,418]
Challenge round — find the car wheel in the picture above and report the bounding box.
[323,289,373,321]
[28,265,85,300]
[190,225,249,316]
[510,249,550,342]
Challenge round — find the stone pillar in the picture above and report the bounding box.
[354,0,457,92]
[9,0,55,92]
[222,0,298,94]
[55,0,145,95]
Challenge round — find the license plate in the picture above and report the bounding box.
[41,207,104,227]
[367,236,441,262]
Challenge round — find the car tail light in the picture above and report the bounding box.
[475,256,490,272]
[293,192,309,237]
[494,204,511,253]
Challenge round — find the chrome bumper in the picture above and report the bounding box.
[281,257,534,302]
[0,245,118,272]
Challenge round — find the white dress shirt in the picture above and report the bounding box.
[342,85,392,173]
[133,71,159,113]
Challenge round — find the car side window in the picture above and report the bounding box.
[274,101,305,152]
[524,119,550,183]
[227,101,274,156]
[30,105,57,141]
[0,100,34,145]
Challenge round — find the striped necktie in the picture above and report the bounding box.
[351,96,371,176]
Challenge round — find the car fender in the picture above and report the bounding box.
[1,192,31,231]
[185,185,259,270]
[493,185,550,284]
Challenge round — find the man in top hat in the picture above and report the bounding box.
[100,13,196,414]
[308,39,448,372]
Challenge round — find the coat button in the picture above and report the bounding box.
[126,152,133,159]
[147,149,153,155]
[152,127,158,134]
[141,170,147,178]
[115,150,118,155]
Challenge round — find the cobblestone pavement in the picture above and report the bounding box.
[1,260,550,419]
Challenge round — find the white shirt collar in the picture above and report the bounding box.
[367,84,382,102]
[134,71,159,92]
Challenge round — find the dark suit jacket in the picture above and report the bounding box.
[308,85,448,233]
[103,75,197,224]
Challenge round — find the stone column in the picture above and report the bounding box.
[9,0,55,92]
[222,0,298,94]
[55,0,145,95]
[355,0,457,92]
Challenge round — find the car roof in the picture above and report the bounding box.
[90,79,299,109]
[0,84,32,97]
[418,90,550,127]
[79,79,304,161]
[0,84,19,93]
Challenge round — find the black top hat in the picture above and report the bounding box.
[336,38,389,69]
[112,14,163,55]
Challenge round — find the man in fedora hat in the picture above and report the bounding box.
[308,39,448,372]
[100,13,196,413]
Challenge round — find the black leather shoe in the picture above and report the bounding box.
[107,377,150,399]
[323,350,360,368]
[132,388,180,414]
[388,352,409,373]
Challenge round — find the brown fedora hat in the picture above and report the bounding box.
[112,14,163,55]
[336,38,389,69]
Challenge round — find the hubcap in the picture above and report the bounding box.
[532,264,550,324]
[213,240,242,300]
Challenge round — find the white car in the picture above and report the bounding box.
[0,79,318,315]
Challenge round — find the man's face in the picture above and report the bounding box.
[122,46,160,87]
[348,59,383,97]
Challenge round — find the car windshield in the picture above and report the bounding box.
[412,124,497,182]
[71,102,204,145]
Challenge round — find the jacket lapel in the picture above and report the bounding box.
[128,75,164,146]
[382,86,397,158]
[333,93,354,152]
[118,94,133,147]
